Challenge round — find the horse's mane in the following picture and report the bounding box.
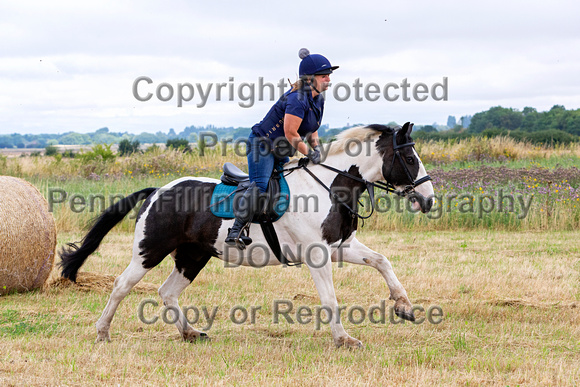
[326,125,394,156]
[285,125,395,165]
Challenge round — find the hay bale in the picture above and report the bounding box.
[0,176,56,295]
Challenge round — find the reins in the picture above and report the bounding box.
[280,135,432,221]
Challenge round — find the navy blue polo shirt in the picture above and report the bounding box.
[251,88,324,140]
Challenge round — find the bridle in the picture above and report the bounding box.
[283,130,432,220]
[380,129,432,197]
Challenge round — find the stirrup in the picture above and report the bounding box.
[225,224,252,250]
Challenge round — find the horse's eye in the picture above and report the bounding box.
[406,157,415,165]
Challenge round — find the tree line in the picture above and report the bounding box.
[414,105,580,144]
[1,105,579,148]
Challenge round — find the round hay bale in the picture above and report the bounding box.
[0,176,56,295]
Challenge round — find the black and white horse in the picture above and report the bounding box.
[60,123,434,348]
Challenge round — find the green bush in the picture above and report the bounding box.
[166,138,192,153]
[118,139,141,156]
[145,144,160,153]
[525,129,577,145]
[44,145,58,156]
[62,150,76,158]
[77,143,116,162]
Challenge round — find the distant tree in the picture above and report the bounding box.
[155,131,169,143]
[10,133,26,148]
[231,127,252,140]
[59,132,92,145]
[446,116,457,128]
[521,107,539,131]
[92,133,119,144]
[0,136,13,148]
[469,106,522,133]
[134,132,161,144]
[44,145,58,156]
[166,138,192,153]
[118,139,141,156]
[421,125,437,133]
[460,115,472,128]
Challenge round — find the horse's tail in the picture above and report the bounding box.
[59,187,157,282]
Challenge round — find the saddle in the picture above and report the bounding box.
[210,162,295,265]
[210,162,290,222]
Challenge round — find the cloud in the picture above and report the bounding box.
[0,0,579,134]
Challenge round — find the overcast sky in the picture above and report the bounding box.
[1,0,579,135]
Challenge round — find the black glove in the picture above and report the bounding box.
[307,146,321,164]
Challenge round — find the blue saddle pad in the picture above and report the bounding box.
[209,175,290,222]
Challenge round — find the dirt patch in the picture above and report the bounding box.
[46,271,158,293]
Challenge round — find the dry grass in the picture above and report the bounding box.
[1,230,579,385]
[0,144,244,179]
[416,136,580,164]
[3,136,580,180]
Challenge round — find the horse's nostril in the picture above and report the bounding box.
[422,197,434,213]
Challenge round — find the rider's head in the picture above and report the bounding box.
[297,48,338,94]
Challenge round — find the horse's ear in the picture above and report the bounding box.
[397,122,412,141]
[401,122,413,135]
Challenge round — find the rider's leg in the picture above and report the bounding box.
[247,133,274,194]
[225,134,273,248]
[225,182,259,247]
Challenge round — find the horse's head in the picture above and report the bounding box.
[373,122,434,213]
[325,123,434,213]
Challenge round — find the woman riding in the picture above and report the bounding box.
[225,48,339,248]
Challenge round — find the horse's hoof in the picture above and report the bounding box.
[394,298,416,322]
[335,336,363,349]
[95,333,111,343]
[197,332,210,342]
[183,331,210,343]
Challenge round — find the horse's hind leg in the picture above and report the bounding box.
[95,232,172,342]
[333,236,415,321]
[158,243,212,342]
[95,257,150,342]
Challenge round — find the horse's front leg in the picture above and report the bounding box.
[306,244,363,348]
[333,236,416,321]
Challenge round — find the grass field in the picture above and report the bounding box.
[1,137,580,385]
[1,230,579,385]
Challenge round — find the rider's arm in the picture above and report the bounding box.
[284,113,310,156]
[307,131,319,149]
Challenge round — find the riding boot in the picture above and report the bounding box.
[225,217,253,248]
[225,183,258,249]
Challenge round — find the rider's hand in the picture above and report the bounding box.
[308,146,321,164]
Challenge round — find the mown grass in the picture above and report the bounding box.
[1,230,579,385]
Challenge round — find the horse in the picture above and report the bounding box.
[59,122,434,348]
